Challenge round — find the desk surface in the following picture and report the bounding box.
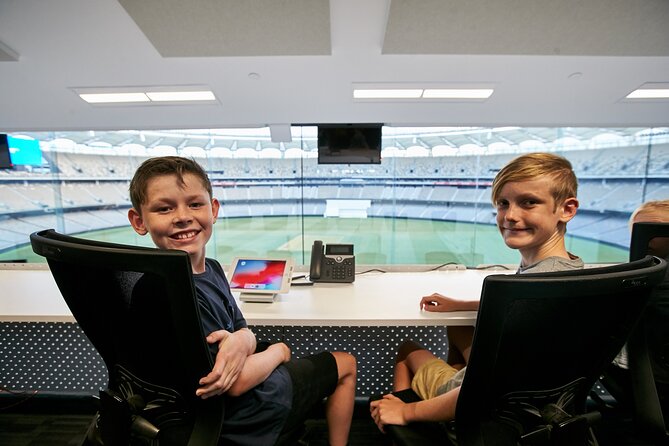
[239,269,499,326]
[0,264,507,326]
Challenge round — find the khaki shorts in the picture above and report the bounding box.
[411,358,459,400]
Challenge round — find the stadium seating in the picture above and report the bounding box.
[1,141,667,255]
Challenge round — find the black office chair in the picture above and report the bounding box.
[30,229,224,446]
[378,256,667,446]
[627,222,669,443]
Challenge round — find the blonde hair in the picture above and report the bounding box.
[629,199,669,225]
[491,152,578,208]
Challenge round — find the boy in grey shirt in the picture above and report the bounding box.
[371,152,582,428]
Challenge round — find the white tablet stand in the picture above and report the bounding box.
[239,292,278,303]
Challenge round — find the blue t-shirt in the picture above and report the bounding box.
[194,258,292,445]
[129,258,292,445]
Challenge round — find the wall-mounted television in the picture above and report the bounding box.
[317,124,382,164]
[0,134,43,168]
[0,134,12,169]
[6,135,43,166]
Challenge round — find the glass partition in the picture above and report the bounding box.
[1,126,667,266]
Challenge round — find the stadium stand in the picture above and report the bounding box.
[1,137,668,255]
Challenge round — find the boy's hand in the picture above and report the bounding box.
[196,329,252,399]
[420,293,480,312]
[420,293,460,312]
[370,394,413,432]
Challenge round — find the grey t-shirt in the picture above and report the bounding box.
[517,253,584,274]
[438,253,585,395]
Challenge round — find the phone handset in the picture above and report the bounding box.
[310,240,324,281]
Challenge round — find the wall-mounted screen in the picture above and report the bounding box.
[0,134,12,169]
[317,124,382,164]
[5,135,43,166]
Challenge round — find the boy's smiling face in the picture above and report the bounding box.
[128,173,219,274]
[495,176,578,266]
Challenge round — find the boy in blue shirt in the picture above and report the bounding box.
[127,156,356,445]
[371,152,582,430]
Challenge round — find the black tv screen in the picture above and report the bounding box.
[317,124,382,164]
[0,134,13,169]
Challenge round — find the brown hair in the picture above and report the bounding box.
[129,156,213,212]
[491,152,578,208]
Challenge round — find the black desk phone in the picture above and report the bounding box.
[309,240,355,283]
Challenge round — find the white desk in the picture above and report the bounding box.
[238,269,499,326]
[0,263,507,325]
[0,263,508,396]
[0,264,74,322]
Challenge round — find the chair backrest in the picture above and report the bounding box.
[455,256,667,445]
[628,222,669,441]
[30,229,223,445]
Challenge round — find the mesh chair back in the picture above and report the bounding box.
[456,256,667,445]
[628,222,669,441]
[30,229,223,445]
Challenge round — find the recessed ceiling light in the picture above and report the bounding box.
[79,93,150,103]
[422,89,494,99]
[74,86,217,105]
[626,88,669,99]
[146,91,216,101]
[352,83,495,101]
[354,89,423,99]
[625,83,669,100]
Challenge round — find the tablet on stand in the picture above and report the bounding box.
[228,257,294,303]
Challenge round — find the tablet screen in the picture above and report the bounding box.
[229,258,292,294]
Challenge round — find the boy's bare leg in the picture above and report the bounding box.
[394,340,438,391]
[394,340,423,391]
[446,326,474,367]
[326,352,357,446]
[393,360,412,392]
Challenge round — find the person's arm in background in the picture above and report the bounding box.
[196,327,257,398]
[420,293,480,312]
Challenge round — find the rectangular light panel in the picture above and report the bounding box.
[423,88,494,99]
[353,89,423,99]
[626,89,669,99]
[146,91,216,101]
[79,93,150,103]
[352,84,495,101]
[76,87,217,104]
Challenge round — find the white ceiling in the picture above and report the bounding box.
[0,0,668,133]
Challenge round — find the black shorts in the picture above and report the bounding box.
[280,351,338,436]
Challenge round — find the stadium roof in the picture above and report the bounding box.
[0,0,668,132]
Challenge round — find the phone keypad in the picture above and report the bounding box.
[325,257,355,282]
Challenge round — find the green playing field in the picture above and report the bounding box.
[7,216,627,266]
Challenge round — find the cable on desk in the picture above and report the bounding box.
[356,268,387,275]
[472,264,512,270]
[356,263,511,274]
[426,262,461,271]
